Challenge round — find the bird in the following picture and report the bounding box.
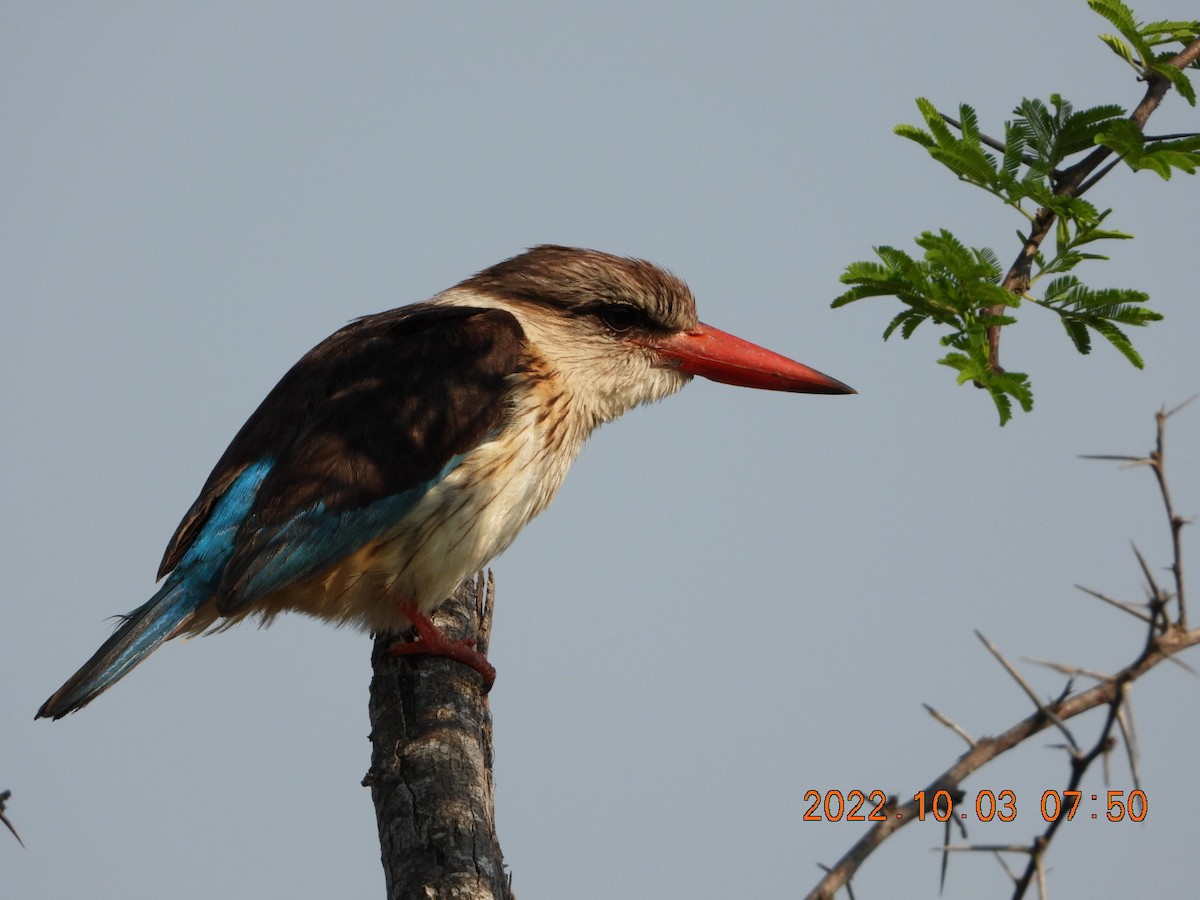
[37,245,853,718]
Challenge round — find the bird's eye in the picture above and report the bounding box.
[597,304,642,333]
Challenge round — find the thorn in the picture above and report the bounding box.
[1162,393,1198,419]
[1130,543,1164,597]
[939,843,1036,854]
[1164,653,1200,677]
[940,817,951,894]
[922,703,976,747]
[1073,584,1153,623]
[1116,706,1141,790]
[992,849,1019,883]
[975,630,1079,753]
[1023,656,1111,682]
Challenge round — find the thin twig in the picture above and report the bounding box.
[1143,131,1200,141]
[1073,156,1123,198]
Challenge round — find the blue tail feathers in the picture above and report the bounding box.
[37,460,274,719]
[36,572,210,719]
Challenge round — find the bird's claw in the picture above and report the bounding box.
[391,603,496,691]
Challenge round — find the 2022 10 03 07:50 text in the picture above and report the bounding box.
[802,789,1148,823]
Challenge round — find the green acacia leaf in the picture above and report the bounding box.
[1144,147,1200,177]
[1092,119,1199,177]
[916,97,957,145]
[1089,0,1140,38]
[882,309,928,341]
[1089,318,1145,367]
[1090,0,1154,66]
[1045,194,1102,225]
[979,313,1018,329]
[894,123,936,148]
[1042,275,1087,302]
[1056,103,1126,155]
[1061,317,1093,354]
[1012,97,1055,159]
[1141,19,1200,44]
[929,146,998,185]
[937,354,1034,425]
[957,103,980,138]
[975,282,1021,308]
[1001,122,1029,179]
[1072,226,1134,245]
[1098,34,1138,68]
[974,246,1002,274]
[831,4,1187,428]
[993,391,1014,425]
[874,245,924,282]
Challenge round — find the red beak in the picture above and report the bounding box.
[639,322,855,395]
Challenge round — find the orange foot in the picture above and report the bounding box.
[390,602,496,691]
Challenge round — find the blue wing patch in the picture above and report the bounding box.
[178,458,276,578]
[218,452,468,609]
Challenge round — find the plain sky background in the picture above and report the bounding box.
[5,3,1198,898]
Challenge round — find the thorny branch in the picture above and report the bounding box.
[806,405,1196,900]
[0,790,22,848]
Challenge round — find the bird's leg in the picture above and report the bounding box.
[390,602,496,690]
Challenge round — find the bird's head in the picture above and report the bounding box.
[454,245,854,427]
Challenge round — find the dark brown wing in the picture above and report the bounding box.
[157,305,527,607]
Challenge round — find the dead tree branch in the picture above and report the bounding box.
[807,405,1196,899]
[366,573,514,900]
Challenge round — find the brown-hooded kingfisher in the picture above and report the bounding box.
[38,245,853,718]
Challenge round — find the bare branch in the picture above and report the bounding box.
[807,408,1198,899]
[366,574,513,900]
[1073,156,1123,199]
[1151,400,1194,628]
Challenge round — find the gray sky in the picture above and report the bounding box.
[5,3,1198,898]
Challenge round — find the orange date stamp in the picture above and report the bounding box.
[802,789,1148,823]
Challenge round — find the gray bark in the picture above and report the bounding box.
[366,573,513,900]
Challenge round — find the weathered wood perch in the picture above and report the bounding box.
[366,573,514,900]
